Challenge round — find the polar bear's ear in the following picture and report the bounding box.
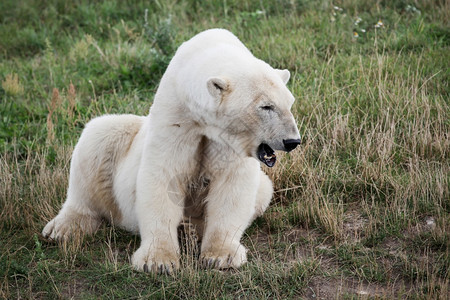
[207,77,229,98]
[276,69,290,85]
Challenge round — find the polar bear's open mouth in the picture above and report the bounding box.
[257,143,277,167]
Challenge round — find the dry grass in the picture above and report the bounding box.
[1,74,24,96]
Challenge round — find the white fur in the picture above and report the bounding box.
[42,29,300,273]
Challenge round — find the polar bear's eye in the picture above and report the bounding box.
[260,105,274,111]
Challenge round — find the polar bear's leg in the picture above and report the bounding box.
[131,168,184,273]
[131,183,184,273]
[42,177,101,240]
[252,171,273,222]
[42,204,101,241]
[131,121,204,273]
[200,159,260,269]
[43,114,144,241]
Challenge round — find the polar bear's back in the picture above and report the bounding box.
[73,114,146,168]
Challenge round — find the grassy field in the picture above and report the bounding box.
[0,0,448,298]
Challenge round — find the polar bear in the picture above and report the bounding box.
[42,29,301,273]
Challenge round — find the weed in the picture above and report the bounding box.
[1,73,24,96]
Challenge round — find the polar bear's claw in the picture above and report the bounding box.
[142,262,175,275]
[135,259,178,275]
[132,245,180,275]
[203,257,222,269]
[201,255,234,270]
[200,244,247,270]
[200,254,236,270]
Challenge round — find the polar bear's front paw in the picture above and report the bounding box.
[131,244,180,274]
[200,243,248,269]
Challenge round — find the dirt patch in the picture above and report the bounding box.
[303,276,410,299]
[343,209,368,242]
[247,227,321,262]
[60,277,91,299]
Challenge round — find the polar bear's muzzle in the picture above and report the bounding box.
[257,139,301,167]
[282,139,301,152]
[257,143,277,167]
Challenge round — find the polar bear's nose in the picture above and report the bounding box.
[283,139,301,152]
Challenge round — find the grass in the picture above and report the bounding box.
[0,0,448,298]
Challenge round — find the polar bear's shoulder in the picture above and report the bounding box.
[174,28,251,62]
[189,28,243,46]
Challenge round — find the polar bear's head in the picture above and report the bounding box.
[206,67,301,167]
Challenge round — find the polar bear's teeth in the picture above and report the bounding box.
[257,143,277,167]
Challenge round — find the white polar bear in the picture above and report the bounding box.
[42,29,301,273]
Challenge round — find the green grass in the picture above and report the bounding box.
[1,0,449,299]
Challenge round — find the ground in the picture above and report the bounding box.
[0,0,448,299]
